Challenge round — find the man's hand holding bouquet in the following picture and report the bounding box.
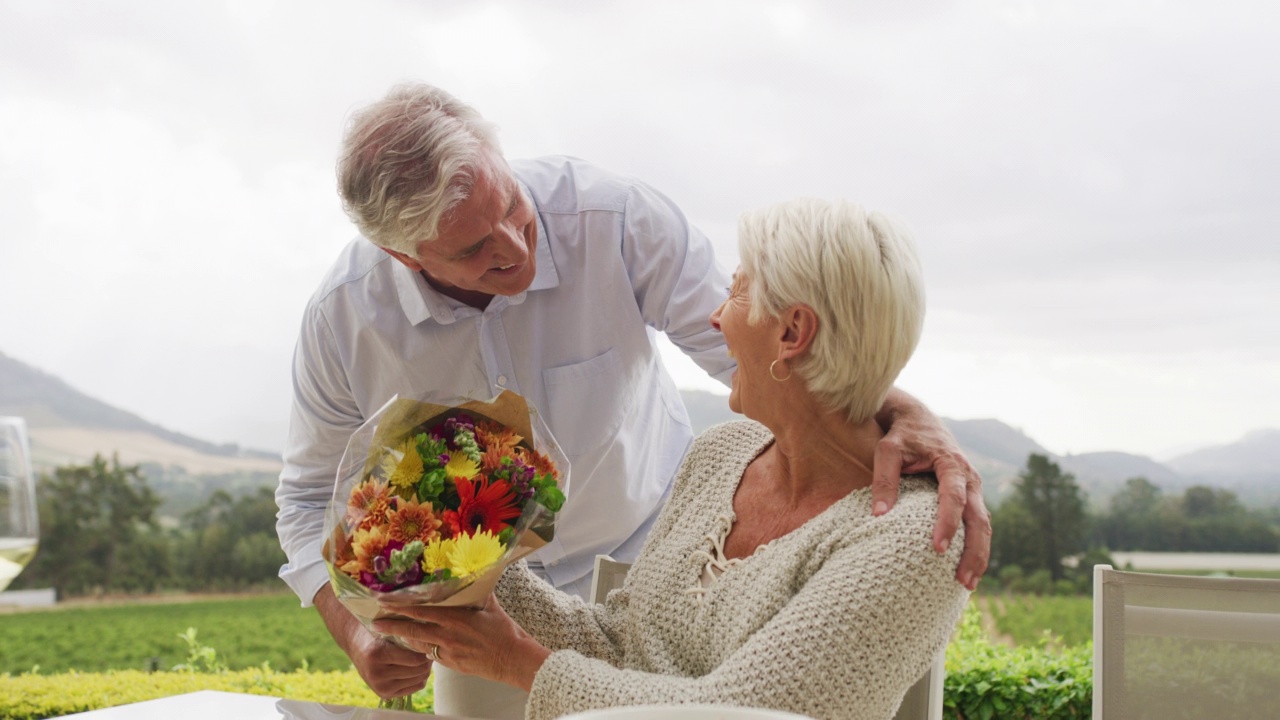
[321,390,568,709]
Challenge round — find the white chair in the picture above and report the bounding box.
[591,554,631,604]
[891,649,945,720]
[590,555,943,720]
[1092,564,1280,719]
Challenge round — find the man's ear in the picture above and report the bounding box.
[380,246,425,272]
[779,304,819,360]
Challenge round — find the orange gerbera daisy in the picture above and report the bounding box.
[443,477,522,537]
[385,497,443,545]
[476,421,522,454]
[347,478,393,530]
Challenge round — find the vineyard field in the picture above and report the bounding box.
[0,594,350,674]
[983,594,1094,648]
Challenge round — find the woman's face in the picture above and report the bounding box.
[709,271,779,418]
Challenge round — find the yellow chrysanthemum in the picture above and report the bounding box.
[379,439,424,496]
[447,530,505,578]
[444,453,480,480]
[421,537,454,574]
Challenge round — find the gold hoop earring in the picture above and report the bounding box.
[769,359,792,382]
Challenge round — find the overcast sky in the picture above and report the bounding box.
[1,0,1277,460]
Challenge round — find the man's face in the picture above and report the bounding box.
[390,150,538,305]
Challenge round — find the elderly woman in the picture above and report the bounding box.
[376,198,970,720]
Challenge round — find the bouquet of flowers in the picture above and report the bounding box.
[321,391,568,663]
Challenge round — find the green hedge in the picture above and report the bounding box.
[944,604,1092,719]
[0,668,395,720]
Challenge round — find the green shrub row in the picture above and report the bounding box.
[0,668,389,720]
[944,605,1092,719]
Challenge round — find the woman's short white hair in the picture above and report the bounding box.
[738,198,925,423]
[337,83,502,255]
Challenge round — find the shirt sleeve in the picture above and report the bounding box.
[618,180,735,386]
[522,518,968,720]
[274,303,363,606]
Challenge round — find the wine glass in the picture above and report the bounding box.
[0,416,39,592]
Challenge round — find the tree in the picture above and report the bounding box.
[18,454,167,596]
[1182,486,1244,519]
[171,486,285,589]
[992,454,1087,581]
[1094,476,1164,550]
[1111,476,1162,517]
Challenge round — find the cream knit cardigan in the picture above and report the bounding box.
[497,420,970,720]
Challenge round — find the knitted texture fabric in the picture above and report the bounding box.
[496,420,970,720]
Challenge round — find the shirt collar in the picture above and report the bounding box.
[391,181,560,326]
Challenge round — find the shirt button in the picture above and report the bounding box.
[497,375,508,387]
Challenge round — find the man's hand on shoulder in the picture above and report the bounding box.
[871,387,991,591]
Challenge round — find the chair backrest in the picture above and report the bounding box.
[1092,564,1280,719]
[590,554,943,720]
[591,554,631,604]
[890,649,945,720]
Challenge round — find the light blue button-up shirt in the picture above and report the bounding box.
[276,156,735,605]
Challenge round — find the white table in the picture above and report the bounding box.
[55,690,470,720]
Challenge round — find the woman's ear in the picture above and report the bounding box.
[779,304,819,360]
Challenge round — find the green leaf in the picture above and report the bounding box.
[417,468,446,502]
[535,485,565,513]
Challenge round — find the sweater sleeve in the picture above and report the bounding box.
[495,561,629,666]
[525,507,968,720]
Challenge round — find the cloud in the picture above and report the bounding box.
[0,0,1276,457]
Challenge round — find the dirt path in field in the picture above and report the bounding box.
[976,595,1017,647]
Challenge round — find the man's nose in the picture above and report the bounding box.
[493,224,528,263]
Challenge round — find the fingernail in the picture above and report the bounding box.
[873,501,888,516]
[938,538,950,553]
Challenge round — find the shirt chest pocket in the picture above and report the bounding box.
[541,348,628,455]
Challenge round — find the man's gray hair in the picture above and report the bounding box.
[738,198,925,423]
[337,83,502,255]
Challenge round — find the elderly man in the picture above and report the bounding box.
[275,82,991,719]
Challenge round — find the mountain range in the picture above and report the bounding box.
[3,349,1277,507]
[688,399,1279,507]
[0,350,280,475]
